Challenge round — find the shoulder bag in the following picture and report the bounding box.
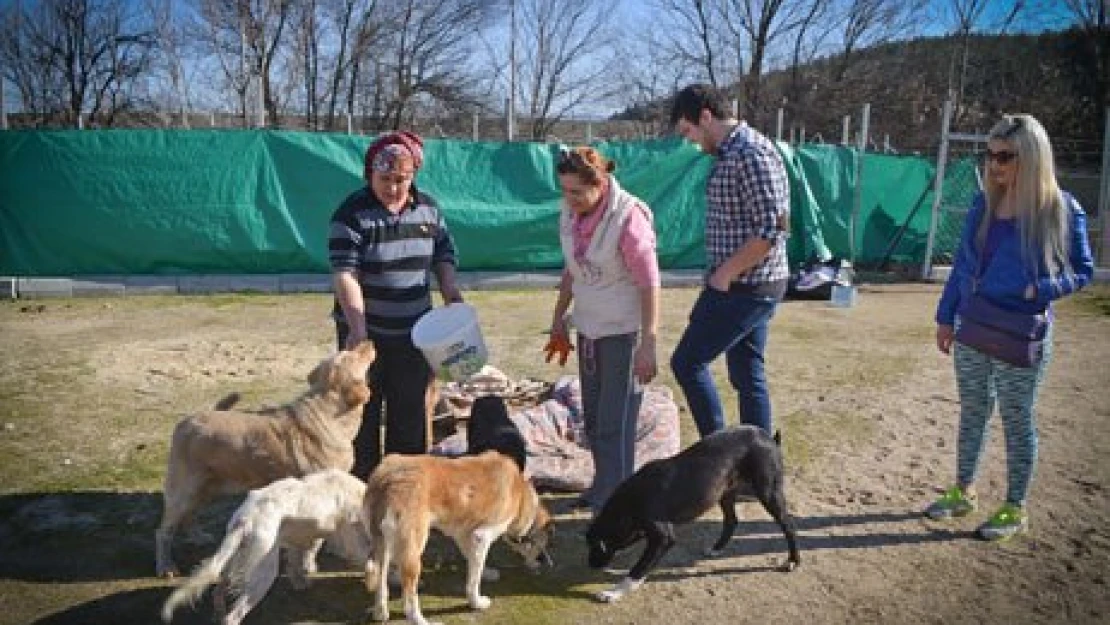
[953,219,1048,368]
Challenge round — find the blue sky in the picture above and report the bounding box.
[0,0,1089,118]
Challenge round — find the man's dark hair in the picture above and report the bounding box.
[669,84,731,126]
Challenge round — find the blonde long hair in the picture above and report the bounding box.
[981,114,1072,280]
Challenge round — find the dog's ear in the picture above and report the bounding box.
[353,339,377,362]
[307,358,331,390]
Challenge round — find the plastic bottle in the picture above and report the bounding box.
[831,260,858,307]
[837,260,855,286]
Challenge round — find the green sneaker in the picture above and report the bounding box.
[977,503,1028,541]
[924,486,977,520]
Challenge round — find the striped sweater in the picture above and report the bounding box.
[328,186,458,339]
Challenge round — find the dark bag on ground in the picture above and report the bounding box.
[955,294,1047,368]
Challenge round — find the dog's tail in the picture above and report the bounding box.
[213,392,242,411]
[161,516,248,623]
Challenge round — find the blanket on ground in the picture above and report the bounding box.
[431,372,681,491]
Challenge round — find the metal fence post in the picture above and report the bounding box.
[1,74,7,130]
[1100,106,1110,266]
[922,100,953,280]
[850,103,870,264]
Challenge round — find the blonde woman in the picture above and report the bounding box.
[548,146,661,517]
[928,115,1095,540]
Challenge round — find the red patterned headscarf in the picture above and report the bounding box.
[364,131,424,179]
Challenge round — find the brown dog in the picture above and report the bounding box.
[155,341,376,578]
[362,451,553,625]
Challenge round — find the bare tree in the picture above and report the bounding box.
[189,0,293,127]
[188,0,256,125]
[246,0,293,127]
[0,0,157,127]
[318,0,385,130]
[288,0,321,128]
[831,0,928,80]
[783,0,832,127]
[610,27,696,134]
[144,0,192,126]
[511,0,614,140]
[939,0,1024,123]
[720,0,810,118]
[650,0,731,88]
[1061,0,1108,128]
[361,0,493,132]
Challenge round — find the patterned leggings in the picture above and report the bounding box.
[953,325,1052,507]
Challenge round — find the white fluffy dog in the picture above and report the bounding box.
[161,469,371,625]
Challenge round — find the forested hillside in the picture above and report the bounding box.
[623,29,1106,162]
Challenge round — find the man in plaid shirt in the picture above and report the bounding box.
[668,83,790,436]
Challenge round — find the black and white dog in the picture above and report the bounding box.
[585,425,801,602]
[467,394,528,472]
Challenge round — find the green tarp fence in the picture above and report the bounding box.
[0,129,953,276]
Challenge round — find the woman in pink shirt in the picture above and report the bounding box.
[547,146,661,516]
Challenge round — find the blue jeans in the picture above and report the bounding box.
[670,287,778,436]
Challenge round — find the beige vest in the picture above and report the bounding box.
[559,177,647,338]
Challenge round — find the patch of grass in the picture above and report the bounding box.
[0,286,957,624]
[1066,285,1110,317]
[778,324,825,342]
[779,408,877,472]
[193,293,286,308]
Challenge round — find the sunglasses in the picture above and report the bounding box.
[1001,116,1023,139]
[556,148,590,174]
[983,149,1017,165]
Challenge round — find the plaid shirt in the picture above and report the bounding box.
[705,122,790,285]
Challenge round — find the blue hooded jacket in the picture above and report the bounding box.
[935,191,1094,326]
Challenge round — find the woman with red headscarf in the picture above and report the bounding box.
[328,131,463,478]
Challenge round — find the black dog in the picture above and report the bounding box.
[466,394,528,471]
[585,425,801,602]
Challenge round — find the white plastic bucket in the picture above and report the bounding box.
[411,303,489,381]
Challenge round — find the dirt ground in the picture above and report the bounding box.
[0,283,1108,625]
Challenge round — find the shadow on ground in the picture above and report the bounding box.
[3,491,967,624]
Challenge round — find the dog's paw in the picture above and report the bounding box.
[596,588,625,603]
[470,595,492,611]
[288,573,311,590]
[595,576,643,603]
[481,567,500,582]
[155,565,179,579]
[781,558,800,572]
[363,563,380,590]
[370,603,390,622]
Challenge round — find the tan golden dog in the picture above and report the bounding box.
[362,452,553,625]
[156,341,376,578]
